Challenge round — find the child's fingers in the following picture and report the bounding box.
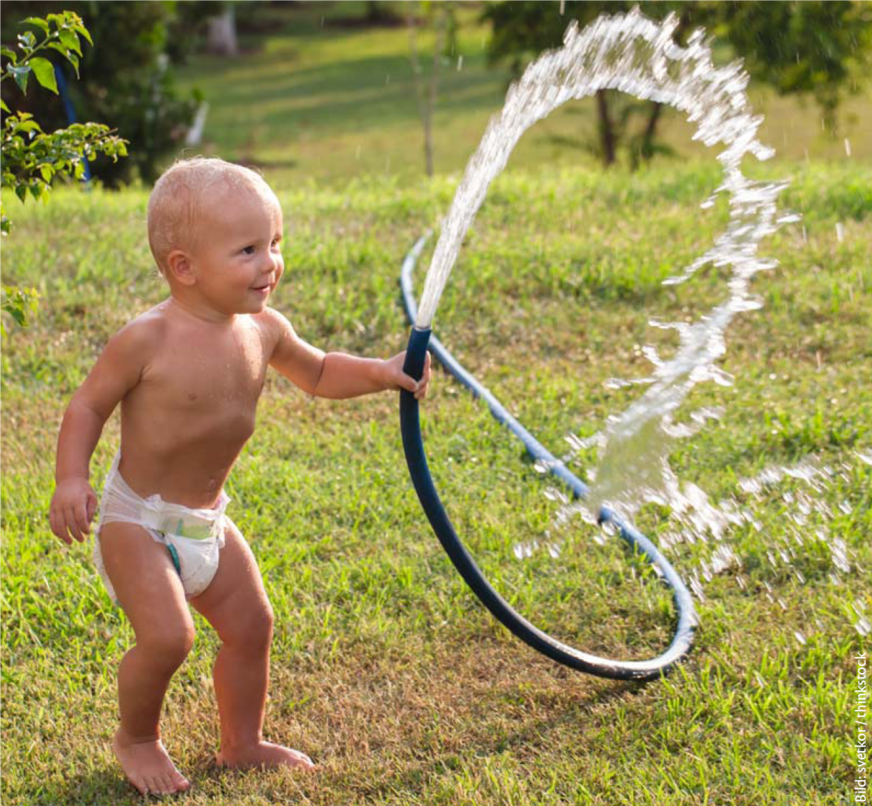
[86,494,98,522]
[400,373,419,394]
[78,501,92,536]
[64,505,84,542]
[74,502,91,539]
[49,509,71,545]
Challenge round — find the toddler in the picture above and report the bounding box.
[49,156,431,796]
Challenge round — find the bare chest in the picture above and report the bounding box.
[135,321,271,433]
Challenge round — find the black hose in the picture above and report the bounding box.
[399,235,697,680]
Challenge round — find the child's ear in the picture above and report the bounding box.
[166,249,196,286]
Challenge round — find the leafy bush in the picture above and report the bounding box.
[1,1,200,186]
[1,10,128,333]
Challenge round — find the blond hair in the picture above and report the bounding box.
[147,156,277,275]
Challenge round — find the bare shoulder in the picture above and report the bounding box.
[252,306,297,357]
[110,305,168,356]
[75,306,168,418]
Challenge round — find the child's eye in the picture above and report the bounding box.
[241,246,256,255]
[271,238,281,248]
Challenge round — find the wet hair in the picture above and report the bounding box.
[147,156,277,275]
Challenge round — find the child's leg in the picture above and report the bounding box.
[98,521,194,795]
[190,520,315,771]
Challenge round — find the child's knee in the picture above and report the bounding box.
[138,621,196,669]
[224,601,273,651]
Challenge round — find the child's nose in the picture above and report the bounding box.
[266,251,282,271]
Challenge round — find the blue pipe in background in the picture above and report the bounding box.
[399,234,697,680]
[54,64,92,184]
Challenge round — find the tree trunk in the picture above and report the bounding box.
[408,6,446,177]
[207,6,238,57]
[640,101,662,162]
[366,2,382,22]
[595,90,616,167]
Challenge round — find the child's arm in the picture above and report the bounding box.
[49,321,155,545]
[264,308,431,400]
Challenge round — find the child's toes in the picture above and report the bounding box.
[172,772,190,791]
[130,777,147,796]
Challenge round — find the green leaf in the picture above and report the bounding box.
[8,65,30,94]
[58,30,82,58]
[1,46,17,63]
[17,31,37,50]
[21,17,50,33]
[66,52,80,79]
[6,304,26,325]
[28,58,58,94]
[0,99,9,114]
[73,24,93,47]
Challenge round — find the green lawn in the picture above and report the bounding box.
[2,3,871,805]
[169,1,872,192]
[3,159,870,804]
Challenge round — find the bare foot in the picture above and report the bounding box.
[217,741,316,772]
[112,728,191,796]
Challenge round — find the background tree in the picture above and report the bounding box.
[407,1,458,177]
[0,1,207,186]
[713,1,872,133]
[1,11,127,332]
[482,0,872,168]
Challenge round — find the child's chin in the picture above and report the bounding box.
[242,296,269,312]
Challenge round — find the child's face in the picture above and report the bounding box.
[185,188,284,316]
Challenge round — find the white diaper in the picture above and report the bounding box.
[93,449,231,605]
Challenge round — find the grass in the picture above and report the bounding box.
[167,1,872,191]
[3,159,870,805]
[2,2,872,804]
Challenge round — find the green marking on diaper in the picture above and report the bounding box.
[170,517,213,540]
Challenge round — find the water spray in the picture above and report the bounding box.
[398,9,789,680]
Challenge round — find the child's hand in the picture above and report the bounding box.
[49,478,98,545]
[382,351,432,400]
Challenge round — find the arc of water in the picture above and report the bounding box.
[415,7,780,330]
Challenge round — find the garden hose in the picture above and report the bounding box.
[399,235,698,681]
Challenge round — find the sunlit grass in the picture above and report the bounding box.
[167,1,872,193]
[2,156,870,804]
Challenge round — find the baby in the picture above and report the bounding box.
[48,156,431,796]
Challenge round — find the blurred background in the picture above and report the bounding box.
[2,0,871,193]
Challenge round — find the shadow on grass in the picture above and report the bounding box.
[184,49,505,139]
[30,769,136,806]
[39,754,232,806]
[357,675,648,801]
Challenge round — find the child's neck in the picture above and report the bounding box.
[165,294,238,327]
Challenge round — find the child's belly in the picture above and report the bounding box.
[117,392,261,508]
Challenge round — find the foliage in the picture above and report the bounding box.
[0,285,39,336]
[0,1,201,186]
[481,0,872,165]
[0,10,128,334]
[713,1,872,131]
